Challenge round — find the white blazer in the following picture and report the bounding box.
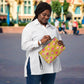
[21,19,62,77]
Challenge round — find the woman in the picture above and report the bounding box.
[68,20,73,34]
[21,2,64,84]
[55,19,59,29]
[73,20,78,35]
[61,21,67,34]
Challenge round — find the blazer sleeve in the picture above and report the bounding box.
[21,25,39,51]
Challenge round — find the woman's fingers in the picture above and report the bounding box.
[41,35,51,44]
[41,38,48,44]
[58,40,65,47]
[43,35,51,40]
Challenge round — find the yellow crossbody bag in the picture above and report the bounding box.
[39,37,66,64]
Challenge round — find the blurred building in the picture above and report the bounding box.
[66,0,84,22]
[0,0,84,23]
[0,0,35,23]
[0,0,51,23]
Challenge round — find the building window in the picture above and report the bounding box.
[75,6,80,14]
[5,4,8,13]
[1,5,3,13]
[74,17,77,20]
[0,0,7,14]
[24,0,31,14]
[24,6,27,14]
[18,5,21,14]
[24,1,27,5]
[28,1,31,5]
[28,6,31,14]
[78,17,80,19]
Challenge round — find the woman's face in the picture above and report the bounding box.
[38,10,51,25]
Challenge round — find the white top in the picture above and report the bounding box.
[55,20,59,27]
[68,21,73,30]
[21,19,62,77]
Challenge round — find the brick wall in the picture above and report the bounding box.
[0,26,24,33]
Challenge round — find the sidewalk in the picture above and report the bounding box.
[0,26,84,34]
[65,28,84,35]
[0,34,84,84]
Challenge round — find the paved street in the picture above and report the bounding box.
[0,33,84,84]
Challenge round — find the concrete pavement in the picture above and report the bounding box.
[0,33,84,84]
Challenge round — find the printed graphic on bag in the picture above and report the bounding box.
[39,37,66,64]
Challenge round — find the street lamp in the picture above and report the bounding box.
[16,5,19,24]
[7,3,10,26]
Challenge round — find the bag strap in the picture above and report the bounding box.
[39,56,43,70]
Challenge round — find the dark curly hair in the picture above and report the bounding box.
[32,2,52,21]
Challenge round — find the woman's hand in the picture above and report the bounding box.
[41,35,51,44]
[58,40,65,47]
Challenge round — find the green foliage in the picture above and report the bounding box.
[50,22,55,26]
[59,21,69,29]
[79,25,82,28]
[63,0,69,15]
[0,23,8,26]
[0,21,14,26]
[65,22,69,29]
[59,22,61,27]
[18,23,28,26]
[77,21,82,28]
[10,22,14,26]
[51,1,61,17]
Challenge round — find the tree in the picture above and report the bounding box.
[51,0,61,17]
[63,0,69,15]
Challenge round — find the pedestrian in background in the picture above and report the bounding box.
[68,20,73,34]
[55,19,59,29]
[73,20,78,35]
[61,21,67,34]
[21,2,64,84]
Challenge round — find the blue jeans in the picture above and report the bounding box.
[26,58,56,84]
